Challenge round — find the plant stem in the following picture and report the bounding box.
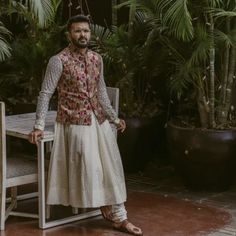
[209,14,215,128]
[128,0,136,33]
[197,87,209,128]
[221,19,230,105]
[112,0,118,26]
[217,18,230,123]
[224,20,236,119]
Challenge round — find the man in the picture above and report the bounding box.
[28,15,142,235]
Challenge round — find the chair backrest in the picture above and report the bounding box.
[0,102,6,189]
[107,87,119,115]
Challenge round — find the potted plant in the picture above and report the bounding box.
[90,13,166,172]
[0,0,64,154]
[0,0,64,112]
[119,0,236,189]
[0,20,11,62]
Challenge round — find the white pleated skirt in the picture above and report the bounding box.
[46,113,127,208]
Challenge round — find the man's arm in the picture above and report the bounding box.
[28,55,62,144]
[97,56,126,132]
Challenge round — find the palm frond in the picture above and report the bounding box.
[169,61,202,96]
[159,35,186,63]
[212,8,236,19]
[160,0,193,42]
[92,24,112,42]
[215,29,236,47]
[0,38,11,61]
[207,0,224,8]
[0,22,12,61]
[10,2,36,27]
[223,0,236,10]
[116,0,161,19]
[27,0,54,27]
[90,24,112,50]
[115,0,134,9]
[188,24,210,66]
[9,0,56,28]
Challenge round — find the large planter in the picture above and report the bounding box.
[166,122,236,191]
[118,116,165,172]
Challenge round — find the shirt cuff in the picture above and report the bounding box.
[113,118,120,125]
[34,120,44,131]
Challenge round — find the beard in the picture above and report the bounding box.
[71,37,89,49]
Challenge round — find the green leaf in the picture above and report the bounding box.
[0,21,12,61]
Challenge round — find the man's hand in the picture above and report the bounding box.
[116,119,126,133]
[28,129,44,144]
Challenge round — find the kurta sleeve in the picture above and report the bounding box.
[97,56,120,124]
[34,55,62,131]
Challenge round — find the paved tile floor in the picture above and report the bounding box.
[126,161,236,236]
[3,158,236,236]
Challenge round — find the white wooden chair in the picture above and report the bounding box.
[0,102,38,230]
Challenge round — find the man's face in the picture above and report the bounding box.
[68,22,91,49]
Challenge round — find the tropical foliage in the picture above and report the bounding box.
[0,21,11,61]
[119,0,236,128]
[91,12,165,118]
[0,0,64,107]
[0,0,57,61]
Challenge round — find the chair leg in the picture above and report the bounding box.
[11,187,17,209]
[45,141,53,155]
[46,204,50,219]
[72,207,78,214]
[0,186,6,230]
[5,188,17,221]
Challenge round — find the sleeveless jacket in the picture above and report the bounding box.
[56,46,107,125]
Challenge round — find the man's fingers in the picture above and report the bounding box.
[117,126,125,132]
[32,134,37,144]
[29,133,35,144]
[28,131,43,144]
[33,134,38,144]
[34,133,43,144]
[117,120,126,133]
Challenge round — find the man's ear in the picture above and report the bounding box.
[66,31,71,42]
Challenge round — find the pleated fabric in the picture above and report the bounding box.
[46,113,127,208]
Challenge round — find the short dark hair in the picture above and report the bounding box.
[67,15,91,31]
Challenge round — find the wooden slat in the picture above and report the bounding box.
[6,111,56,139]
[1,102,42,229]
[0,102,7,230]
[6,174,38,188]
[40,210,101,229]
[9,212,39,219]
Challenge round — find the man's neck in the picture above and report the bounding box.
[78,48,87,55]
[70,44,88,55]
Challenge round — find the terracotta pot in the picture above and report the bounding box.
[166,122,236,191]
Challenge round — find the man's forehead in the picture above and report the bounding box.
[71,22,90,29]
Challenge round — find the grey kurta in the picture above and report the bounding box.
[35,54,127,207]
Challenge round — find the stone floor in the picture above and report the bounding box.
[2,160,236,236]
[126,161,236,236]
